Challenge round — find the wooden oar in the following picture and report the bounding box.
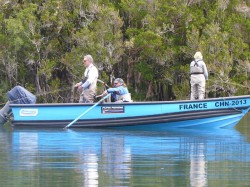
[64,93,111,129]
[97,79,110,89]
[95,94,103,98]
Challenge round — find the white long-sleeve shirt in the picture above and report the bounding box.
[190,58,208,80]
[82,63,99,89]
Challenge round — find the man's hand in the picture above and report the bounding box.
[74,82,83,92]
[74,82,81,87]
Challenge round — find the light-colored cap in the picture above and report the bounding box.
[114,78,126,87]
[194,51,203,59]
[115,78,124,84]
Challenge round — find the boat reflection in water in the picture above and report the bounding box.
[74,136,131,186]
[189,140,207,187]
[10,126,250,186]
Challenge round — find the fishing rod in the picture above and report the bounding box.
[0,86,74,106]
[0,79,110,106]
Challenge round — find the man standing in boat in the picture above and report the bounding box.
[74,55,99,103]
[190,51,208,100]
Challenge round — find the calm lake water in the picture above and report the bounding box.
[0,114,250,187]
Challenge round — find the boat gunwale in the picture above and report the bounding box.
[9,95,250,107]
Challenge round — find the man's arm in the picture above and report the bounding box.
[202,62,208,80]
[107,87,120,93]
[81,67,98,89]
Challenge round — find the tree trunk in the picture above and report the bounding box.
[146,81,153,100]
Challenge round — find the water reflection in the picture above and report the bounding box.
[1,125,250,186]
[190,140,207,187]
[101,137,131,180]
[15,132,38,170]
[78,150,99,187]
[74,136,132,187]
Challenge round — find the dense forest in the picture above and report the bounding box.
[0,0,249,103]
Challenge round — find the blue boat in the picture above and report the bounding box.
[1,86,250,129]
[9,96,250,129]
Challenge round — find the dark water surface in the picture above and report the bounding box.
[1,114,250,187]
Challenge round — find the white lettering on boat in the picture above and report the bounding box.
[215,99,247,107]
[179,103,207,110]
[20,109,38,116]
[102,106,124,114]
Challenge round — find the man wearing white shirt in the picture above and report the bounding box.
[190,51,208,100]
[74,55,99,103]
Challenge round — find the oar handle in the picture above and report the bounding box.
[97,79,110,89]
[95,94,103,98]
[64,93,111,129]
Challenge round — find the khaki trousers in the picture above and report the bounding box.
[190,75,206,100]
[79,89,96,103]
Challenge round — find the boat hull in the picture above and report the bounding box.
[10,95,250,129]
